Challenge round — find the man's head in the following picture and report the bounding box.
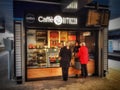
[65,41,70,47]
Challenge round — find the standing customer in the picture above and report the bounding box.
[73,41,80,77]
[59,42,72,81]
[78,42,89,78]
[73,41,80,59]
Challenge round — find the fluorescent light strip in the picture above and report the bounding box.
[15,0,61,5]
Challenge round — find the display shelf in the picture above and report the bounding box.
[27,47,60,68]
[27,48,47,67]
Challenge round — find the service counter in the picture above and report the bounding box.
[27,60,94,80]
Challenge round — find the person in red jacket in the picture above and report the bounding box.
[78,42,89,78]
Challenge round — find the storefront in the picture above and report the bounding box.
[14,6,110,83]
[26,29,96,80]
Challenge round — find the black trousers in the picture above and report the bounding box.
[81,64,88,78]
[62,67,69,81]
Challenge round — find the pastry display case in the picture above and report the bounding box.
[27,48,60,68]
[27,30,47,68]
[27,48,47,68]
[46,48,60,67]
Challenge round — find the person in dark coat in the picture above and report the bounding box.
[78,42,89,78]
[59,42,72,81]
[73,41,80,62]
[73,41,80,77]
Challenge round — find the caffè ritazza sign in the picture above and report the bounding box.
[25,14,78,25]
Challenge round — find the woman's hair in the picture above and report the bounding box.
[80,42,86,46]
[75,41,79,44]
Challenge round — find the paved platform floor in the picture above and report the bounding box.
[0,68,120,90]
[0,51,120,90]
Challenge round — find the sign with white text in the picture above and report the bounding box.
[24,12,78,28]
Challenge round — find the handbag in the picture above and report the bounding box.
[74,61,81,70]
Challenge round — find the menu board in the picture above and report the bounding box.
[60,31,67,42]
[86,10,101,26]
[86,9,110,27]
[101,11,109,26]
[50,31,59,47]
[68,31,76,41]
[36,31,47,45]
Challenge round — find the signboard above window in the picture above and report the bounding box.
[24,9,110,29]
[24,12,78,29]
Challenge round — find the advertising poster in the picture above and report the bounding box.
[50,31,59,47]
[60,31,67,42]
[68,31,76,41]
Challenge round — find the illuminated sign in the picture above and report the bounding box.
[25,14,35,23]
[54,15,62,25]
[37,15,77,25]
[25,13,78,28]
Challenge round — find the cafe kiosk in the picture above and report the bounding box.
[14,3,110,83]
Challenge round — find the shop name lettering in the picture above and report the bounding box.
[38,15,78,25]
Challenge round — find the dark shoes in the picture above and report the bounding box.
[63,79,68,81]
[63,78,68,81]
[75,74,79,78]
[79,75,87,78]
